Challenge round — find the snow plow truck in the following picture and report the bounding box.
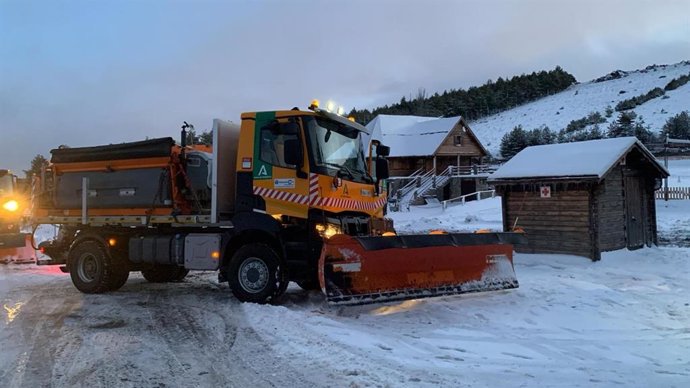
[0,169,36,264]
[33,103,525,305]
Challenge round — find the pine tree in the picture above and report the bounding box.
[588,124,604,140]
[632,116,654,145]
[198,131,213,145]
[23,154,48,179]
[607,111,637,138]
[500,125,529,159]
[662,111,690,140]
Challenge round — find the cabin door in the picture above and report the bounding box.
[624,176,645,249]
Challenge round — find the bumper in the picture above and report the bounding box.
[0,233,26,249]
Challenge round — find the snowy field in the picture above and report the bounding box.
[1,168,690,387]
[666,158,690,187]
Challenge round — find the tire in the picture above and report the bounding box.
[296,277,320,291]
[142,265,187,283]
[109,269,130,291]
[227,244,288,304]
[68,240,124,294]
[173,268,190,281]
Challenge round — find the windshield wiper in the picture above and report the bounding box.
[324,162,355,180]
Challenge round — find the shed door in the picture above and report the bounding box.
[624,176,645,249]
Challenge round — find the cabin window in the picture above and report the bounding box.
[259,125,299,168]
[454,135,462,146]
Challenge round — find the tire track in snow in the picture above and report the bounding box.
[2,285,83,388]
[1,271,318,387]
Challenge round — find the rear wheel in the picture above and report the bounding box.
[227,244,288,304]
[68,240,125,294]
[142,265,188,283]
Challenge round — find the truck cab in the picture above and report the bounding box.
[230,106,391,290]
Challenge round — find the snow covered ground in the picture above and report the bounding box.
[666,158,690,187]
[2,167,689,387]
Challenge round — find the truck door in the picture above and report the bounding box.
[251,114,310,218]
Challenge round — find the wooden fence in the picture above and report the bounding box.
[655,187,690,200]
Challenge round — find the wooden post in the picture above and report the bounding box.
[664,135,669,201]
[432,156,437,189]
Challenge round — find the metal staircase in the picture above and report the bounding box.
[395,166,453,209]
[391,164,500,211]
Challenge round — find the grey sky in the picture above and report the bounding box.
[1,0,688,174]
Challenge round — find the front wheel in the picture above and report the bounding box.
[227,244,288,304]
[109,269,130,291]
[296,277,320,291]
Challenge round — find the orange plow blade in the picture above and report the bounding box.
[318,233,526,305]
[0,234,37,264]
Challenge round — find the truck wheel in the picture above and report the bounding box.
[142,266,187,283]
[109,269,130,291]
[68,240,123,294]
[296,278,320,291]
[227,244,288,304]
[173,268,190,281]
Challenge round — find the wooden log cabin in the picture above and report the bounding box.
[488,137,669,261]
[365,115,487,176]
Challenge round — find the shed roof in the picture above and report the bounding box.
[489,137,669,182]
[365,114,485,158]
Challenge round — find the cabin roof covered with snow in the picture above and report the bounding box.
[489,137,668,182]
[365,114,487,158]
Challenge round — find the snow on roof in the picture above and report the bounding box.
[489,137,668,181]
[365,114,461,157]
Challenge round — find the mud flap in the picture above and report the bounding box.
[318,233,525,305]
[0,234,37,264]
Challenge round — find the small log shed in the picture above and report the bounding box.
[488,137,669,261]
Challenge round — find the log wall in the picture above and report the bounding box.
[502,185,593,259]
[596,165,626,252]
[436,122,484,157]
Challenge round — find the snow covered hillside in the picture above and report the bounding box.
[470,61,690,156]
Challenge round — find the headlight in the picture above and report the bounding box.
[2,200,19,212]
[315,223,342,239]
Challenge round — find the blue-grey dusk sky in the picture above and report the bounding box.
[1,0,688,173]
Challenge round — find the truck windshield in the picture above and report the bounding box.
[0,175,13,197]
[304,116,370,183]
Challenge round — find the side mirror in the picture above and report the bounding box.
[283,138,302,167]
[375,158,389,180]
[376,144,390,157]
